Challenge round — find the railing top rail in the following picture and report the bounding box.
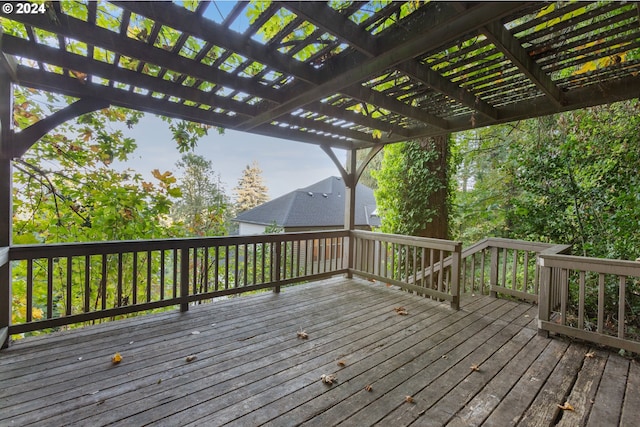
[539,253,640,276]
[483,237,565,252]
[350,230,462,252]
[8,229,350,260]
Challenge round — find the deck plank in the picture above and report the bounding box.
[554,348,608,427]
[620,360,640,427]
[517,341,587,426]
[586,353,629,427]
[0,276,634,427]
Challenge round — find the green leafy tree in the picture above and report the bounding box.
[171,153,230,237]
[234,161,269,214]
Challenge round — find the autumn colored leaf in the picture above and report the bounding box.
[470,364,481,372]
[185,355,197,362]
[297,330,309,339]
[112,352,122,364]
[365,384,373,392]
[337,360,347,367]
[557,401,575,411]
[321,374,337,385]
[405,395,415,404]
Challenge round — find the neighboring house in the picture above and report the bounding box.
[233,176,380,235]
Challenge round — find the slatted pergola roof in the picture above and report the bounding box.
[1,1,640,151]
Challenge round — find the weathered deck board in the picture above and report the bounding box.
[0,276,635,427]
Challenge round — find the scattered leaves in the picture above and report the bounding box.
[394,306,408,315]
[585,351,596,358]
[297,330,309,339]
[470,364,481,372]
[405,395,415,404]
[111,352,122,364]
[321,374,337,385]
[185,355,197,363]
[557,401,575,411]
[365,384,373,392]
[337,360,347,367]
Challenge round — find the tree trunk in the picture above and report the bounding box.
[416,135,449,240]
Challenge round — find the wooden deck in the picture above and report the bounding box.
[1,277,638,427]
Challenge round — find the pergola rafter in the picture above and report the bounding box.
[1,1,638,152]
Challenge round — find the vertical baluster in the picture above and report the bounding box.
[225,246,230,289]
[533,255,539,296]
[420,247,426,289]
[66,256,72,315]
[244,243,249,286]
[234,244,239,287]
[578,271,585,331]
[27,260,33,322]
[192,248,198,294]
[117,253,123,307]
[523,251,529,295]
[147,250,153,303]
[101,254,107,310]
[253,243,257,285]
[203,247,208,293]
[597,273,605,334]
[511,249,518,292]
[215,246,220,291]
[133,252,139,305]
[429,248,435,290]
[160,250,165,299]
[501,248,507,289]
[412,246,417,291]
[560,268,568,325]
[172,249,177,299]
[618,275,626,339]
[470,253,476,293]
[47,258,53,318]
[480,249,486,294]
[438,250,444,294]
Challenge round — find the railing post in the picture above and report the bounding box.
[1,66,14,349]
[450,245,461,310]
[489,246,498,298]
[180,247,190,312]
[273,241,281,293]
[537,258,551,338]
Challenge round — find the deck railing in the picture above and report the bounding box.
[6,230,349,336]
[1,246,9,345]
[460,238,571,301]
[538,254,640,354]
[350,230,462,309]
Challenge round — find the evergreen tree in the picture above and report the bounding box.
[171,153,229,236]
[234,160,269,213]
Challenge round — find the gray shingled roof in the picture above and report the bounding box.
[233,176,380,229]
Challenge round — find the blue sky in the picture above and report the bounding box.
[113,114,347,200]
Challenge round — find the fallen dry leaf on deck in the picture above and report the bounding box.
[321,374,337,385]
[365,384,373,392]
[470,364,481,372]
[585,351,596,358]
[111,353,122,364]
[557,401,575,411]
[394,306,408,315]
[337,360,347,367]
[297,330,309,339]
[185,355,197,363]
[405,395,415,404]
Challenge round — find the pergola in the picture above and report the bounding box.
[1,1,640,346]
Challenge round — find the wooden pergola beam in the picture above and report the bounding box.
[481,21,566,108]
[237,2,525,132]
[286,1,499,121]
[12,12,284,103]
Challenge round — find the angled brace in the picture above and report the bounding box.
[12,98,109,159]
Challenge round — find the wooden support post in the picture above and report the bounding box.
[344,149,357,278]
[273,241,281,293]
[0,70,13,348]
[450,245,461,310]
[537,261,551,338]
[489,246,498,298]
[180,247,190,312]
